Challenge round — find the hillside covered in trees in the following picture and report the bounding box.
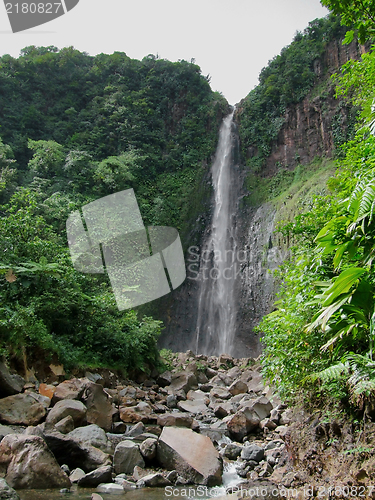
[245,1,375,417]
[0,49,227,374]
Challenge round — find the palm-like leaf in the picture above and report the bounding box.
[349,180,375,223]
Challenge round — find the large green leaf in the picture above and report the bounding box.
[306,292,352,333]
[322,267,366,306]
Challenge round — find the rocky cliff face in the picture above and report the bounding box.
[239,38,368,176]
[158,37,369,358]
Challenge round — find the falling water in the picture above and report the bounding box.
[195,109,238,355]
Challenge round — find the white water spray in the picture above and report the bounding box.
[195,110,238,355]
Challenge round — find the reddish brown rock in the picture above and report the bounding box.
[39,383,56,400]
[119,402,153,424]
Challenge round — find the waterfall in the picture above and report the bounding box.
[194,109,238,356]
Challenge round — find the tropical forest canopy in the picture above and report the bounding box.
[0,48,227,373]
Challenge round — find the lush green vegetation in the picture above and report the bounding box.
[0,48,227,372]
[236,14,350,172]
[321,0,375,44]
[258,10,375,413]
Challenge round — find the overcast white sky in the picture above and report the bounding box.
[0,0,329,104]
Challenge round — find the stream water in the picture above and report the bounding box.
[194,110,238,356]
[17,461,242,500]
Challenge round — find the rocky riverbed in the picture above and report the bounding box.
[0,351,372,500]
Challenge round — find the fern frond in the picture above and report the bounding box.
[310,362,349,383]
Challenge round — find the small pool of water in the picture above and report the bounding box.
[18,485,225,500]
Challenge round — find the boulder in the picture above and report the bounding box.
[91,494,104,500]
[82,382,116,432]
[260,418,277,430]
[157,412,194,428]
[223,443,242,460]
[85,372,104,385]
[166,395,178,409]
[205,367,218,379]
[52,378,88,402]
[0,478,20,500]
[46,399,87,427]
[38,383,56,400]
[69,468,85,483]
[279,408,293,425]
[157,426,222,486]
[55,415,75,434]
[119,402,152,424]
[241,444,265,462]
[112,422,127,434]
[0,425,23,438]
[186,390,209,403]
[210,387,231,400]
[139,437,157,460]
[0,394,46,426]
[117,478,136,490]
[36,424,111,472]
[133,465,149,481]
[25,392,51,409]
[137,473,171,487]
[226,366,242,380]
[209,375,227,388]
[68,424,111,453]
[241,397,273,420]
[0,434,71,489]
[177,400,208,414]
[213,402,234,418]
[244,371,264,393]
[217,354,233,367]
[227,408,261,441]
[167,371,197,394]
[96,483,124,494]
[228,379,248,396]
[196,371,209,384]
[113,440,145,474]
[0,363,24,398]
[77,465,112,487]
[157,371,172,387]
[126,422,145,437]
[119,385,137,399]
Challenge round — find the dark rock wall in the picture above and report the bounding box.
[157,37,370,357]
[240,38,369,176]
